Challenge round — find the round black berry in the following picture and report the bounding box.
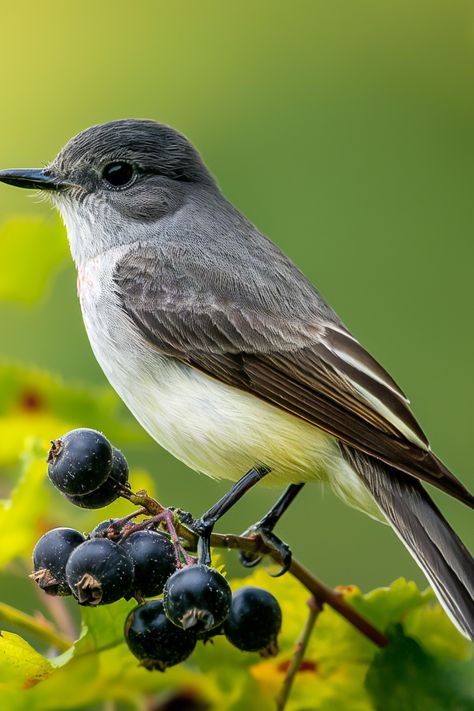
[31,527,85,596]
[125,599,196,671]
[121,530,177,598]
[47,428,113,496]
[65,538,134,605]
[163,564,231,632]
[65,447,129,509]
[224,586,282,654]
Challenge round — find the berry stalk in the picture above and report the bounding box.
[120,488,389,648]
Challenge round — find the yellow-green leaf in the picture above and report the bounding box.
[0,632,52,691]
[0,363,144,470]
[0,444,49,567]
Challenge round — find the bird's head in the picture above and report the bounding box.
[0,119,216,263]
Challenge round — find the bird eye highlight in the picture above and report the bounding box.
[102,162,135,188]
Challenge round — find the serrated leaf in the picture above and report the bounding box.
[0,631,52,691]
[348,577,432,632]
[0,217,67,304]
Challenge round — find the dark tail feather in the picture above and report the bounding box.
[340,443,474,640]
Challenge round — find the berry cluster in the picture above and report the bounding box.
[31,428,282,670]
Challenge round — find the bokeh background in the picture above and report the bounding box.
[1,0,473,627]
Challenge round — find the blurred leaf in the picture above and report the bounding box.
[0,632,52,691]
[404,602,473,663]
[365,626,474,711]
[0,217,67,304]
[0,413,73,470]
[66,598,136,660]
[0,443,49,568]
[0,363,144,470]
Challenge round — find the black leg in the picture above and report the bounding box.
[192,465,271,565]
[240,482,305,575]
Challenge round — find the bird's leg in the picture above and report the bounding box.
[191,465,271,565]
[240,483,305,576]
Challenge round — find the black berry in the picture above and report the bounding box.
[125,599,196,671]
[163,564,231,632]
[224,586,282,654]
[121,530,177,598]
[47,428,113,496]
[65,538,134,605]
[31,527,85,596]
[65,447,129,509]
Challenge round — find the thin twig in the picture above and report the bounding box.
[276,597,322,711]
[120,490,389,648]
[0,601,71,652]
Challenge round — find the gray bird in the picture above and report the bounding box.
[0,119,473,639]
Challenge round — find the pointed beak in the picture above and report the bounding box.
[0,168,69,191]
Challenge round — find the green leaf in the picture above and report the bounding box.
[0,217,68,304]
[365,625,474,711]
[348,577,432,633]
[404,601,473,663]
[0,443,49,568]
[0,631,52,691]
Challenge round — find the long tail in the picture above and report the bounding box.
[339,443,474,640]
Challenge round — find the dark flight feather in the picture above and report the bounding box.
[340,442,474,640]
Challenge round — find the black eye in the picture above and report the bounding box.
[102,162,135,187]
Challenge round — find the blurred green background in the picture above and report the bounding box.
[1,0,473,603]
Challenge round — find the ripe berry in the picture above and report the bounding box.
[163,564,231,632]
[125,599,196,671]
[47,428,113,496]
[65,447,129,509]
[31,527,85,596]
[121,530,177,598]
[224,586,282,654]
[65,538,134,605]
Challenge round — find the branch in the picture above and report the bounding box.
[121,489,389,648]
[276,597,322,710]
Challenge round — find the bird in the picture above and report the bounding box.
[0,118,473,639]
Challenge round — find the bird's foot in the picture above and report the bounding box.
[240,524,292,577]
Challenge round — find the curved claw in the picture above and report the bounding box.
[239,549,264,568]
[239,527,292,576]
[259,529,292,577]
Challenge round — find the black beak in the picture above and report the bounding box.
[0,168,69,191]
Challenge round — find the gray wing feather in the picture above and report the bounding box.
[113,241,474,507]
